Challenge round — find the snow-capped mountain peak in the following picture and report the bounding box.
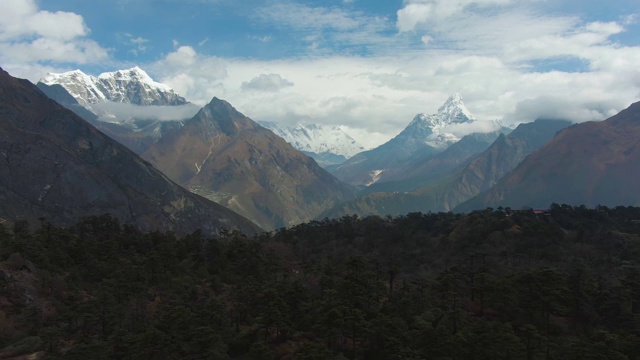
[437,93,475,122]
[39,67,186,106]
[41,69,87,85]
[397,93,476,149]
[97,67,172,92]
[41,69,107,104]
[259,121,366,161]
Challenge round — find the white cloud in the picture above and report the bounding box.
[257,2,367,31]
[152,36,640,149]
[508,96,621,124]
[241,74,294,92]
[165,46,197,67]
[248,35,272,43]
[622,14,639,25]
[124,33,149,56]
[151,46,228,104]
[1,62,65,84]
[152,50,504,148]
[92,102,201,122]
[255,2,394,52]
[396,0,513,32]
[503,21,624,63]
[444,120,503,137]
[2,38,107,64]
[0,1,87,41]
[397,3,433,32]
[0,0,108,78]
[9,0,639,151]
[128,36,149,45]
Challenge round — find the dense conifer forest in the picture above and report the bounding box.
[1,205,640,359]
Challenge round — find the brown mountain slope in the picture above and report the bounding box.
[361,131,502,194]
[458,101,640,210]
[320,119,570,218]
[36,81,192,155]
[0,68,260,235]
[142,98,355,230]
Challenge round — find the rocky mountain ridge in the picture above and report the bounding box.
[0,68,261,235]
[40,67,187,106]
[142,98,356,230]
[37,69,198,154]
[459,102,640,210]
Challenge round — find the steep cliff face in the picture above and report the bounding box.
[143,98,355,230]
[0,68,260,235]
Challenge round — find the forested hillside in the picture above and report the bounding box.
[1,206,640,359]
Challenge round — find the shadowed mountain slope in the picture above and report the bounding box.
[362,131,503,194]
[142,98,355,230]
[0,68,260,235]
[36,79,193,155]
[458,102,640,211]
[321,119,570,218]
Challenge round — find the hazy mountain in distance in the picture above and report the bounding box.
[259,121,366,167]
[362,130,505,194]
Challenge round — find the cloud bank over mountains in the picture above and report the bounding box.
[91,102,201,123]
[2,0,639,148]
[0,0,108,76]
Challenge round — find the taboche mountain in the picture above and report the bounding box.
[329,94,478,186]
[142,98,356,230]
[321,118,571,218]
[0,68,260,235]
[459,101,640,210]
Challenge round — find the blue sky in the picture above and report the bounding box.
[2,0,640,147]
[36,0,402,61]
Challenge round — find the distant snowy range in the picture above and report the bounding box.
[258,122,366,167]
[36,67,504,177]
[26,64,636,227]
[38,67,368,168]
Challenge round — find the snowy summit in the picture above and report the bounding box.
[397,93,476,150]
[40,67,187,106]
[260,122,365,158]
[259,121,366,166]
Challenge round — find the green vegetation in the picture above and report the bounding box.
[1,206,640,359]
